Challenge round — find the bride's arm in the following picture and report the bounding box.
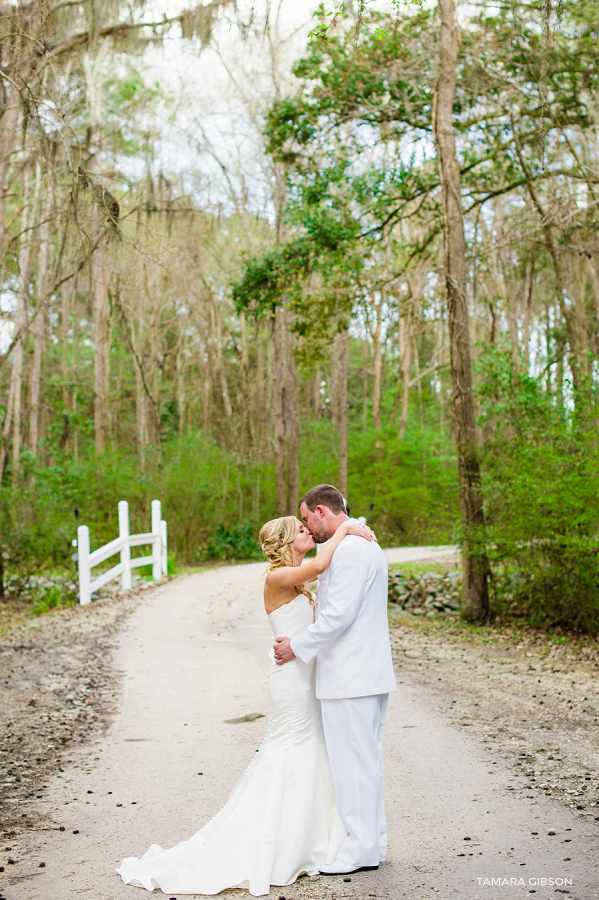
[266,522,376,590]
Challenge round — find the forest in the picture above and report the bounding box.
[1,0,598,630]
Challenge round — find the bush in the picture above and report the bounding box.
[479,350,599,632]
[0,459,77,598]
[299,417,459,546]
[205,522,263,561]
[0,420,458,586]
[0,436,271,595]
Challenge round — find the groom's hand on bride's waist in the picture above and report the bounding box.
[274,636,295,665]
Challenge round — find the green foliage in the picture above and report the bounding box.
[205,522,263,562]
[231,238,313,314]
[231,218,361,357]
[159,435,274,562]
[299,416,458,546]
[0,397,459,596]
[258,0,599,635]
[9,0,599,640]
[479,349,599,632]
[31,584,74,617]
[264,0,599,259]
[0,459,77,597]
[276,5,435,144]
[0,434,266,596]
[234,6,441,366]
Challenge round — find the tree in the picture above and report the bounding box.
[432,0,489,620]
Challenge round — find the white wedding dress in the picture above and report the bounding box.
[117,593,346,896]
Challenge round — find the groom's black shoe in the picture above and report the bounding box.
[318,861,379,875]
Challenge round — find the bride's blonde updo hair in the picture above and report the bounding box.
[259,516,312,600]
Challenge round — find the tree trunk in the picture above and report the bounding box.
[585,251,599,350]
[412,335,425,429]
[0,5,47,267]
[285,313,299,514]
[202,372,210,438]
[548,239,588,392]
[522,248,536,368]
[336,329,349,497]
[83,48,112,454]
[271,305,299,515]
[72,390,79,462]
[2,369,16,478]
[216,317,233,427]
[176,348,185,434]
[203,303,214,439]
[555,331,565,408]
[362,339,369,431]
[146,306,162,455]
[511,120,588,394]
[29,165,53,456]
[0,94,21,262]
[398,303,412,440]
[135,362,148,471]
[313,369,321,416]
[91,245,110,453]
[371,297,383,430]
[272,306,287,515]
[56,283,75,463]
[5,159,37,483]
[503,272,520,372]
[492,202,520,371]
[254,328,265,447]
[433,0,489,621]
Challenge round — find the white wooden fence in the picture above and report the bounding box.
[77,500,167,605]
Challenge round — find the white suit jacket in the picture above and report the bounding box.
[290,532,397,700]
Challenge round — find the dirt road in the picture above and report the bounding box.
[2,557,598,900]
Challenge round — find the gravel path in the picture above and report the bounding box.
[1,555,598,900]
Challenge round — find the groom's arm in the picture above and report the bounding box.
[289,539,369,665]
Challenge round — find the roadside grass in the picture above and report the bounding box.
[0,580,78,634]
[31,584,74,616]
[389,606,599,664]
[389,559,458,577]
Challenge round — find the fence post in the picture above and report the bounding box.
[151,499,162,580]
[160,519,168,577]
[78,525,91,605]
[119,500,132,590]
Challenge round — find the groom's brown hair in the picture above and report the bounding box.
[299,484,347,514]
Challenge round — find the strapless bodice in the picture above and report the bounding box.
[267,594,314,639]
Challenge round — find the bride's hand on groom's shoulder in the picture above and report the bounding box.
[343,522,378,542]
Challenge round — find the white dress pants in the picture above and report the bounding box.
[320,693,389,868]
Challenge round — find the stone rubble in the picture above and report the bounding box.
[387,569,462,616]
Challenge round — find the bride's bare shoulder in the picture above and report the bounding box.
[263,573,299,614]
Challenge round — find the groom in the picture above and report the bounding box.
[274,483,397,876]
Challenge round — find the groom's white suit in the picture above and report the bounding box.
[291,530,397,870]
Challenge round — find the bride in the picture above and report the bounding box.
[117,514,376,896]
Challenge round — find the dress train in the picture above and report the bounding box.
[117,594,345,896]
